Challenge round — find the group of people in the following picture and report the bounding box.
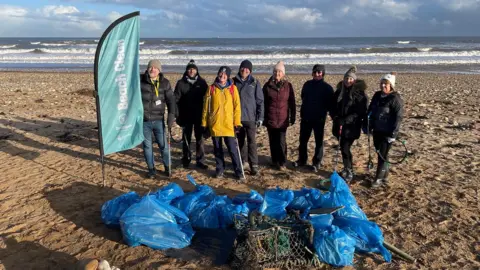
[139,59,403,187]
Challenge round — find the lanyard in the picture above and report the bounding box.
[150,78,159,97]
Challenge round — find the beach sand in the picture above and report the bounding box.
[0,71,479,269]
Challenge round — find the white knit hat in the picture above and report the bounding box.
[274,60,286,74]
[381,72,397,88]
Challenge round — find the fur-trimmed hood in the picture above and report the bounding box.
[336,79,367,103]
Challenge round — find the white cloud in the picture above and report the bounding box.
[439,0,480,11]
[42,5,80,16]
[0,5,28,17]
[107,11,122,22]
[253,4,323,28]
[352,0,418,20]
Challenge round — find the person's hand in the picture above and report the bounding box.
[256,120,263,128]
[387,137,396,143]
[201,126,211,139]
[234,126,242,134]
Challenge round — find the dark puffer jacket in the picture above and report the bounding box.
[331,80,368,139]
[233,74,264,122]
[263,77,296,129]
[140,71,175,122]
[300,79,334,122]
[366,91,404,138]
[174,72,208,126]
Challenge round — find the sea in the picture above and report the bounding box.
[1,36,480,74]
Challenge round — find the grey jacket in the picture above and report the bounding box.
[233,74,264,122]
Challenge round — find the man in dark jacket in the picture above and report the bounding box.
[174,60,209,169]
[233,60,264,175]
[331,66,368,182]
[294,64,334,172]
[140,59,176,178]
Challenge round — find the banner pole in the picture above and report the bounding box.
[94,11,141,187]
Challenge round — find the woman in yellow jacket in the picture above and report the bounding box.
[201,66,244,180]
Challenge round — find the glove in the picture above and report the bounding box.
[256,120,263,128]
[234,126,242,134]
[387,137,396,143]
[201,126,211,139]
[167,114,175,127]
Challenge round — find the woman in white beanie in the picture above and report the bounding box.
[262,61,296,170]
[364,72,404,187]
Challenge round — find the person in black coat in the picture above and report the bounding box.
[140,59,176,178]
[331,66,368,182]
[174,60,209,169]
[365,72,404,187]
[294,64,334,171]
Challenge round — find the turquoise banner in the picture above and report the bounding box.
[94,12,143,155]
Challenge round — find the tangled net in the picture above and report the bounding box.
[230,211,325,269]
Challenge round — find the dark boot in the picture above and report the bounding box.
[251,165,259,176]
[339,168,349,179]
[147,168,156,179]
[196,162,208,170]
[345,168,354,182]
[372,163,387,187]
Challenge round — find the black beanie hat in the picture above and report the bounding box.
[312,64,326,75]
[239,60,253,73]
[186,59,198,71]
[217,66,232,77]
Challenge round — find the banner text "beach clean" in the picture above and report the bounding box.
[115,39,128,110]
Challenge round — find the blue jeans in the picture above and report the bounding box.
[143,120,170,170]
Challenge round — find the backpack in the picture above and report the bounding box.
[210,84,235,101]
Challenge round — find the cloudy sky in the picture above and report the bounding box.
[1,0,480,37]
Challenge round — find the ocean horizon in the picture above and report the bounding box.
[1,36,480,74]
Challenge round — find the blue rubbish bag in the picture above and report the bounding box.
[288,190,311,212]
[288,187,325,217]
[153,183,184,204]
[171,184,215,217]
[217,198,249,228]
[259,187,294,220]
[120,195,194,250]
[313,225,356,267]
[322,171,367,220]
[309,214,334,231]
[189,195,224,229]
[101,191,141,228]
[232,190,264,212]
[333,216,392,262]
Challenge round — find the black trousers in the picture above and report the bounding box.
[373,133,392,179]
[339,137,356,170]
[298,120,326,165]
[212,137,242,174]
[237,121,258,166]
[181,123,205,164]
[267,128,287,166]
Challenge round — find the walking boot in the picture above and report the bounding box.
[147,168,156,179]
[251,165,259,176]
[196,162,208,170]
